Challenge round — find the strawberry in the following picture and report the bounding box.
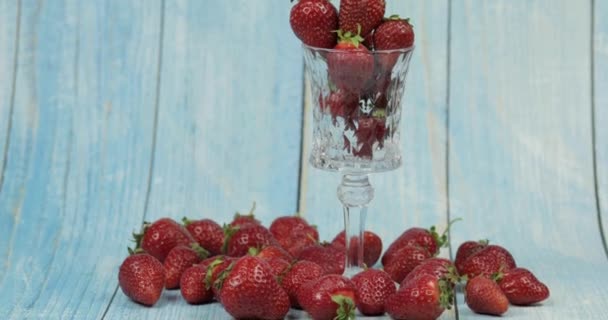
[351,268,396,316]
[331,230,382,267]
[297,243,345,275]
[383,245,432,283]
[135,218,196,262]
[279,260,324,308]
[229,202,261,227]
[163,243,209,289]
[182,217,224,256]
[249,245,293,263]
[223,223,279,257]
[269,215,319,257]
[327,28,374,94]
[382,220,459,266]
[297,274,357,320]
[459,244,516,279]
[180,264,213,304]
[465,276,509,316]
[374,16,415,50]
[401,257,455,286]
[217,256,290,320]
[495,267,550,305]
[321,90,359,123]
[385,273,454,320]
[454,239,489,273]
[339,0,385,38]
[290,0,338,49]
[118,249,165,306]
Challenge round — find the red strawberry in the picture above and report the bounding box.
[180,264,213,304]
[217,256,290,320]
[297,274,357,320]
[327,29,374,94]
[454,240,489,273]
[459,244,516,279]
[495,267,550,305]
[465,276,509,316]
[136,218,196,262]
[182,217,224,256]
[320,90,359,124]
[118,249,165,306]
[401,257,455,286]
[249,245,293,263]
[290,0,338,49]
[374,16,415,50]
[331,230,382,267]
[298,243,345,275]
[382,220,459,266]
[279,260,324,308]
[339,0,385,38]
[229,202,261,227]
[163,243,208,289]
[266,257,292,277]
[223,223,279,257]
[351,269,396,316]
[269,215,319,257]
[385,273,454,320]
[383,245,432,283]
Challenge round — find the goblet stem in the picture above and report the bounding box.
[337,174,374,277]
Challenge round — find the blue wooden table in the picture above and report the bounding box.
[1,0,607,319]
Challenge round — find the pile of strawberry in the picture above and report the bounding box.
[290,0,415,158]
[117,204,549,319]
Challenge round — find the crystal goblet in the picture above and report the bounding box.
[303,44,414,276]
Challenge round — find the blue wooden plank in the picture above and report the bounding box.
[595,0,608,256]
[300,0,451,259]
[104,0,304,318]
[0,0,161,318]
[450,1,608,318]
[0,0,19,280]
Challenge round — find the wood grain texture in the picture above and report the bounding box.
[450,1,608,318]
[595,0,608,256]
[0,0,161,318]
[104,0,304,318]
[0,0,19,280]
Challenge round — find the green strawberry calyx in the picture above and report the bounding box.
[335,24,365,48]
[130,221,151,252]
[331,293,356,320]
[213,261,236,291]
[221,224,240,254]
[191,243,210,260]
[429,218,463,252]
[233,201,257,220]
[204,257,226,290]
[438,278,455,310]
[182,216,194,226]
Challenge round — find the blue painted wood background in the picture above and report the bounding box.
[0,0,606,319]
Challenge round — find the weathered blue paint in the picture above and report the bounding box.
[0,0,606,319]
[449,1,608,318]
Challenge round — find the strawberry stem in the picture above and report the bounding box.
[335,24,365,48]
